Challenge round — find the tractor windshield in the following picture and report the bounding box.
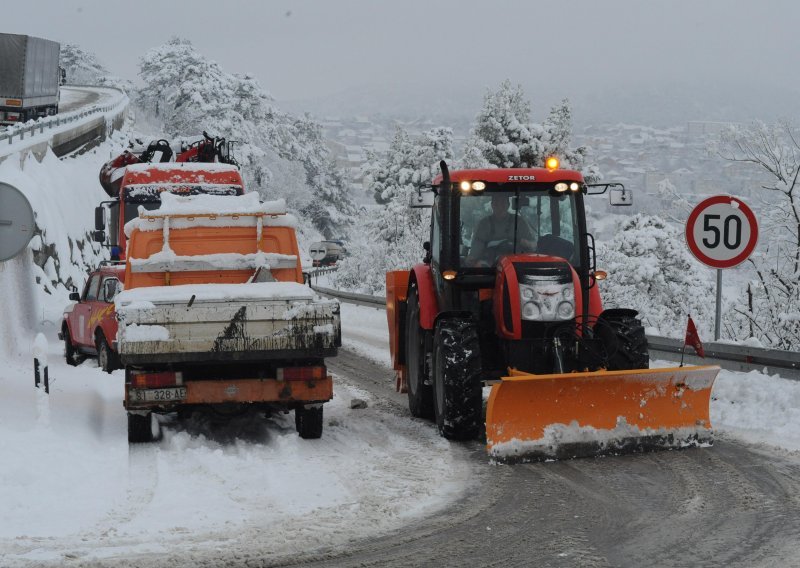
[460,189,580,268]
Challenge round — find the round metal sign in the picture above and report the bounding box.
[0,182,35,261]
[686,195,758,269]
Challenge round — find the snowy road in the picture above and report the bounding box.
[306,349,800,568]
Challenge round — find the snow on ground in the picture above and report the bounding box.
[341,302,800,455]
[0,322,472,567]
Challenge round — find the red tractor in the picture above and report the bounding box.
[386,160,719,461]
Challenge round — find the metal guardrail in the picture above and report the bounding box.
[310,283,800,380]
[0,86,128,155]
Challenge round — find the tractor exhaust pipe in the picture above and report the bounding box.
[438,160,458,274]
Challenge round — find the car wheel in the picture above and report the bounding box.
[63,326,83,366]
[96,334,119,373]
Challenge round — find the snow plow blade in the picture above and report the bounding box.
[485,365,720,463]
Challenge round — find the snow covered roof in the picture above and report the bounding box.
[124,193,296,236]
[125,162,240,173]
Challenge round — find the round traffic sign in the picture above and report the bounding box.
[0,182,35,262]
[686,195,758,269]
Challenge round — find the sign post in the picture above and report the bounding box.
[685,195,759,340]
[0,182,35,262]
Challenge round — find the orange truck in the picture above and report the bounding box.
[114,192,341,443]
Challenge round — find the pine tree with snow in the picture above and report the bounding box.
[462,82,598,180]
[137,38,355,238]
[333,126,454,294]
[462,80,544,169]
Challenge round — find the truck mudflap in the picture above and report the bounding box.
[126,376,333,410]
[485,365,720,463]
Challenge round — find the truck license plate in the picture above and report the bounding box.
[132,387,187,403]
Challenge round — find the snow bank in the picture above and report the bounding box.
[0,333,472,566]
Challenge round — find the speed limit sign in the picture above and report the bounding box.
[686,195,758,269]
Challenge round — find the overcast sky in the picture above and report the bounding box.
[7,1,800,121]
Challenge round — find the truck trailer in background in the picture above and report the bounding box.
[0,33,61,126]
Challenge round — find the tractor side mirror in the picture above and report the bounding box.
[69,292,80,301]
[93,230,106,243]
[94,206,106,230]
[410,189,435,208]
[609,187,633,206]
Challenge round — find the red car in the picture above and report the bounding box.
[60,264,124,373]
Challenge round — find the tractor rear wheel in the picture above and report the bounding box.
[405,286,434,419]
[432,318,483,440]
[597,309,649,370]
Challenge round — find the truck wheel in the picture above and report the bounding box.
[596,309,649,371]
[295,405,323,439]
[128,412,156,443]
[63,327,83,367]
[405,286,434,419]
[432,318,483,440]
[96,334,119,373]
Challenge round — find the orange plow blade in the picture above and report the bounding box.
[485,365,720,462]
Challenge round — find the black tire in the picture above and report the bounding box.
[432,318,483,440]
[128,412,155,443]
[596,309,649,370]
[295,405,323,439]
[405,286,434,419]
[63,326,82,367]
[96,333,119,373]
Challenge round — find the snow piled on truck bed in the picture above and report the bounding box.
[125,193,298,235]
[116,281,317,307]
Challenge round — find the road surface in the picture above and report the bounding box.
[266,348,800,568]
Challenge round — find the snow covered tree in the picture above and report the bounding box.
[598,214,715,337]
[333,126,454,294]
[462,80,544,169]
[59,43,130,90]
[715,121,800,349]
[542,99,598,180]
[461,82,597,179]
[137,38,355,238]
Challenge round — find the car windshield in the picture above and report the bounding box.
[460,189,580,268]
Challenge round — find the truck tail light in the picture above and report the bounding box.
[132,371,182,388]
[277,366,326,381]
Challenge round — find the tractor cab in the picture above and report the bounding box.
[426,162,602,355]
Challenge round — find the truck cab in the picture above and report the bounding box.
[60,263,125,372]
[94,162,245,259]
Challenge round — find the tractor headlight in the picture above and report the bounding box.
[519,282,575,321]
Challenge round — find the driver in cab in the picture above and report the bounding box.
[467,194,536,267]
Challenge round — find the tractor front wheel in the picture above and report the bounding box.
[432,318,482,440]
[596,309,649,370]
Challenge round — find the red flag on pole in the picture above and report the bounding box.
[684,316,705,358]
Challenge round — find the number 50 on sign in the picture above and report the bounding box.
[686,195,758,269]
